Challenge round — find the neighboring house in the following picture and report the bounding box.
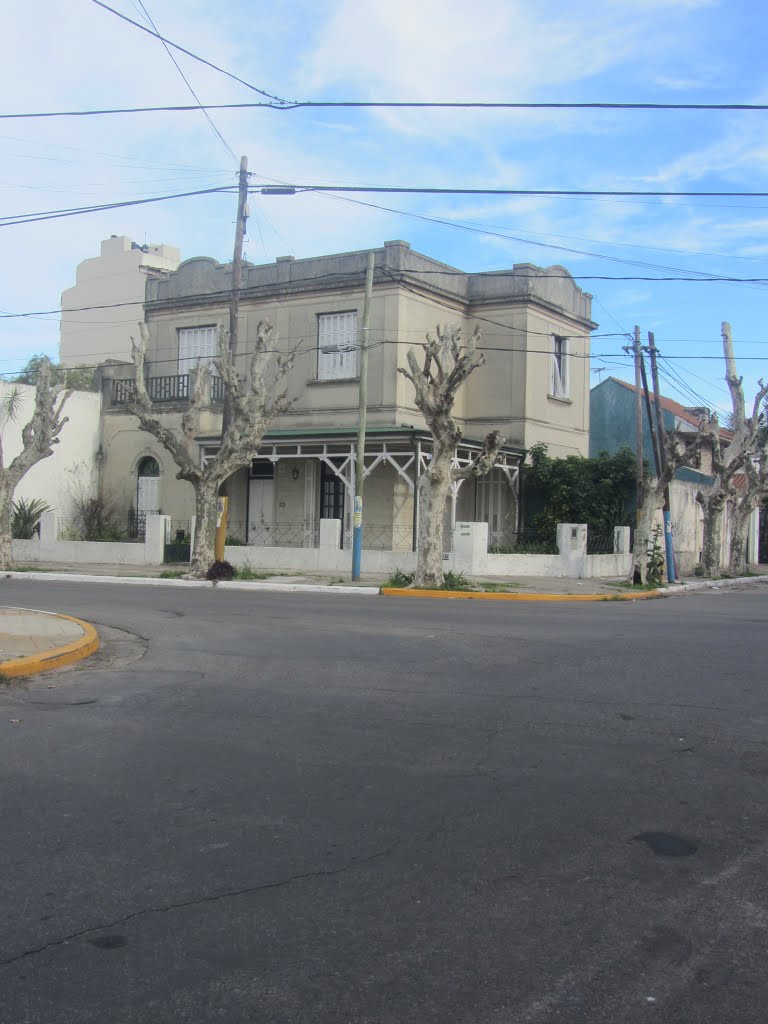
[96,240,596,552]
[0,381,102,520]
[60,235,181,367]
[590,376,761,569]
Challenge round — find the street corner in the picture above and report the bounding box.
[0,608,99,680]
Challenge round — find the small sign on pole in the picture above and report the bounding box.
[214,496,229,561]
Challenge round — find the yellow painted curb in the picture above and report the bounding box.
[0,614,99,679]
[380,587,663,602]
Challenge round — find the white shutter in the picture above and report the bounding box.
[550,335,568,399]
[318,312,358,380]
[178,326,217,376]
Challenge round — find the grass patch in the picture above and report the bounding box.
[606,580,662,591]
[159,569,185,579]
[5,565,55,573]
[383,568,415,588]
[234,564,272,581]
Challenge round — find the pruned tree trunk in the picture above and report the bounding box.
[399,324,505,588]
[0,477,13,570]
[728,502,751,576]
[414,439,453,588]
[634,486,661,584]
[0,359,70,570]
[699,491,726,577]
[727,454,767,576]
[697,323,768,578]
[127,319,295,579]
[189,475,221,578]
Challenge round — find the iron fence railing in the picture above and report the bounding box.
[112,375,224,406]
[169,519,191,543]
[127,510,147,539]
[586,529,619,555]
[343,523,415,551]
[225,520,321,548]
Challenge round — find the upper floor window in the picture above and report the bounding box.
[550,334,569,400]
[317,312,358,381]
[178,326,217,377]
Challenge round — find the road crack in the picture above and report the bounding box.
[0,839,401,968]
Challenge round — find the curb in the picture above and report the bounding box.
[656,575,768,598]
[2,571,379,596]
[380,587,663,602]
[0,611,99,679]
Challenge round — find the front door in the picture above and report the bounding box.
[247,478,275,544]
[320,463,345,547]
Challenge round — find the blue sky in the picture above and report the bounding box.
[2,0,768,419]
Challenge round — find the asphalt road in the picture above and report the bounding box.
[1,579,768,1024]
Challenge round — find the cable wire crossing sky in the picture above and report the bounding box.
[1,0,767,411]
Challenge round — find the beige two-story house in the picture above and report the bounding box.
[97,240,596,553]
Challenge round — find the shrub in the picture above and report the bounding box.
[205,559,236,582]
[442,570,472,591]
[384,567,415,587]
[11,498,51,539]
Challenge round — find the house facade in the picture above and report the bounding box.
[96,240,596,554]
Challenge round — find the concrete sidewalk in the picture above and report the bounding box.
[6,560,768,596]
[0,608,99,678]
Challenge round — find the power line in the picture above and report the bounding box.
[0,185,235,227]
[128,0,238,163]
[257,184,768,199]
[10,98,768,123]
[90,0,291,104]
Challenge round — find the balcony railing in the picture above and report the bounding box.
[112,374,224,405]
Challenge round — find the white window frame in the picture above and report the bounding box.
[178,326,218,377]
[317,311,358,381]
[549,334,569,400]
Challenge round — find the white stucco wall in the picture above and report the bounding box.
[1,383,102,517]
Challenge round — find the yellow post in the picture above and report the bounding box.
[214,496,228,562]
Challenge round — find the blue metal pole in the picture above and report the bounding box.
[352,509,363,580]
[663,509,676,582]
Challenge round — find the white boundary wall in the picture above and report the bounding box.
[12,514,633,578]
[224,521,632,578]
[12,512,168,565]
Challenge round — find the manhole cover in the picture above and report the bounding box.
[634,832,698,857]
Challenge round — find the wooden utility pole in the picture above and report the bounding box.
[633,325,644,511]
[222,155,249,435]
[351,251,375,580]
[639,348,661,477]
[647,331,677,581]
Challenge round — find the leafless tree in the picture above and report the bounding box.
[633,428,707,584]
[697,323,768,577]
[0,357,71,569]
[398,324,504,587]
[127,319,294,578]
[728,448,768,576]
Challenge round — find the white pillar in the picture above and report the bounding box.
[319,518,341,550]
[452,521,488,576]
[556,523,587,578]
[144,514,170,564]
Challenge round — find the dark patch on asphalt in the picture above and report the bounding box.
[640,925,693,964]
[618,713,634,721]
[634,832,698,857]
[88,934,128,950]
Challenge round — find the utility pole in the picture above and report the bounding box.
[632,325,644,513]
[647,331,677,582]
[351,251,375,581]
[222,155,249,436]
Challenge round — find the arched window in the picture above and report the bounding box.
[138,456,160,478]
